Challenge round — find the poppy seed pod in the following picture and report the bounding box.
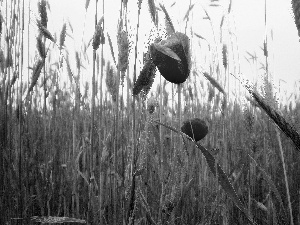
[150,32,190,84]
[181,118,208,142]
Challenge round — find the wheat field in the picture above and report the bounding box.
[0,0,300,225]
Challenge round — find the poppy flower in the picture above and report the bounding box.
[150,32,190,84]
[181,118,208,141]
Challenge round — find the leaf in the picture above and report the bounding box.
[160,4,175,35]
[209,4,220,7]
[68,19,73,33]
[107,32,117,66]
[202,72,225,94]
[228,0,232,13]
[59,23,67,50]
[85,0,90,10]
[202,8,211,20]
[37,20,55,43]
[148,0,157,27]
[194,32,206,40]
[152,43,181,61]
[27,60,44,96]
[183,4,195,21]
[220,15,225,28]
[196,144,255,224]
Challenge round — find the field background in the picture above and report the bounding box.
[1,0,300,224]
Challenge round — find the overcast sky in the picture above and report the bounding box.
[28,0,300,99]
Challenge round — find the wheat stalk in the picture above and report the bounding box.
[202,71,225,95]
[276,129,294,225]
[249,89,300,152]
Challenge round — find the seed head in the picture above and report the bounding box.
[208,86,215,102]
[105,62,118,102]
[118,30,129,73]
[28,59,44,95]
[75,51,80,72]
[38,0,48,28]
[263,41,268,57]
[36,35,46,59]
[133,57,156,96]
[59,23,67,50]
[222,44,228,70]
[36,20,55,43]
[93,17,104,50]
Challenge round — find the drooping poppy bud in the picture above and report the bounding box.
[150,32,190,84]
[181,118,208,142]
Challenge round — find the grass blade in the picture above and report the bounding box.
[148,0,157,27]
[159,4,175,35]
[107,32,117,66]
[183,4,195,21]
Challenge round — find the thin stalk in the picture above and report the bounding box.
[276,129,294,225]
[98,1,104,223]
[18,0,25,220]
[171,83,174,164]
[178,84,182,150]
[90,47,96,225]
[158,74,163,224]
[90,2,98,220]
[127,1,141,223]
[121,5,128,223]
[113,80,120,225]
[178,82,183,205]
[113,3,123,224]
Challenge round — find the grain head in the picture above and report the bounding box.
[118,29,129,73]
[93,17,104,50]
[222,44,228,70]
[133,54,156,96]
[38,0,48,28]
[59,23,66,50]
[105,61,118,102]
[36,35,46,59]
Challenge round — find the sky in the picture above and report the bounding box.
[26,0,300,101]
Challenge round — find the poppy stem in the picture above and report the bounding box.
[178,83,182,150]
